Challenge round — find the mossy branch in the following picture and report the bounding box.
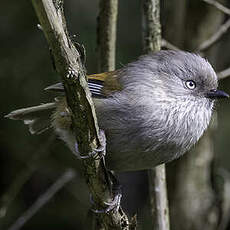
[31,0,129,229]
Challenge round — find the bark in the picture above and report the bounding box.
[148,166,170,230]
[142,0,161,53]
[97,0,118,72]
[142,1,170,230]
[31,1,129,229]
[96,0,130,229]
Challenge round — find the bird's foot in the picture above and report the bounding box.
[74,129,106,160]
[91,171,122,213]
[92,192,122,214]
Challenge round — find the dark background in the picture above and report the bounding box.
[1,0,230,229]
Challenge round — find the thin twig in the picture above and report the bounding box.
[217,67,230,79]
[161,39,180,50]
[203,0,230,16]
[7,169,76,230]
[142,0,170,230]
[197,18,230,52]
[148,166,170,230]
[96,1,130,229]
[0,135,55,222]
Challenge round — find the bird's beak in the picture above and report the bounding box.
[206,89,229,99]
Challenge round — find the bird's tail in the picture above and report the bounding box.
[5,102,56,134]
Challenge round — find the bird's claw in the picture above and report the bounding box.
[74,130,106,160]
[66,68,76,79]
[91,171,122,213]
[103,193,122,213]
[91,192,122,214]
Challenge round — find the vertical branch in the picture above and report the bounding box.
[142,0,170,229]
[31,0,129,229]
[97,0,118,72]
[148,167,170,230]
[97,0,131,229]
[142,0,161,53]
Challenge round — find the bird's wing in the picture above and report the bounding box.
[44,70,122,98]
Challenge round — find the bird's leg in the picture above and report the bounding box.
[59,107,71,117]
[103,171,122,213]
[74,129,106,159]
[91,171,122,213]
[74,129,122,213]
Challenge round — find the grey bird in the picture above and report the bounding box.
[6,50,229,172]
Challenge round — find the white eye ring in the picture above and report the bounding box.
[185,80,196,90]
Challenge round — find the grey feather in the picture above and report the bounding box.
[44,83,64,92]
[45,81,105,97]
[5,103,56,134]
[53,51,220,171]
[7,50,226,172]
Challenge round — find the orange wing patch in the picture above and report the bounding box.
[44,71,122,98]
[88,70,122,97]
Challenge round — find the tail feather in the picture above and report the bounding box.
[5,102,56,134]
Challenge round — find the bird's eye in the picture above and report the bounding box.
[185,80,196,90]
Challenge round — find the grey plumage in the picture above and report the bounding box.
[6,50,228,171]
[5,103,56,134]
[96,51,217,170]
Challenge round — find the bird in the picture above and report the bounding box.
[5,50,229,172]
